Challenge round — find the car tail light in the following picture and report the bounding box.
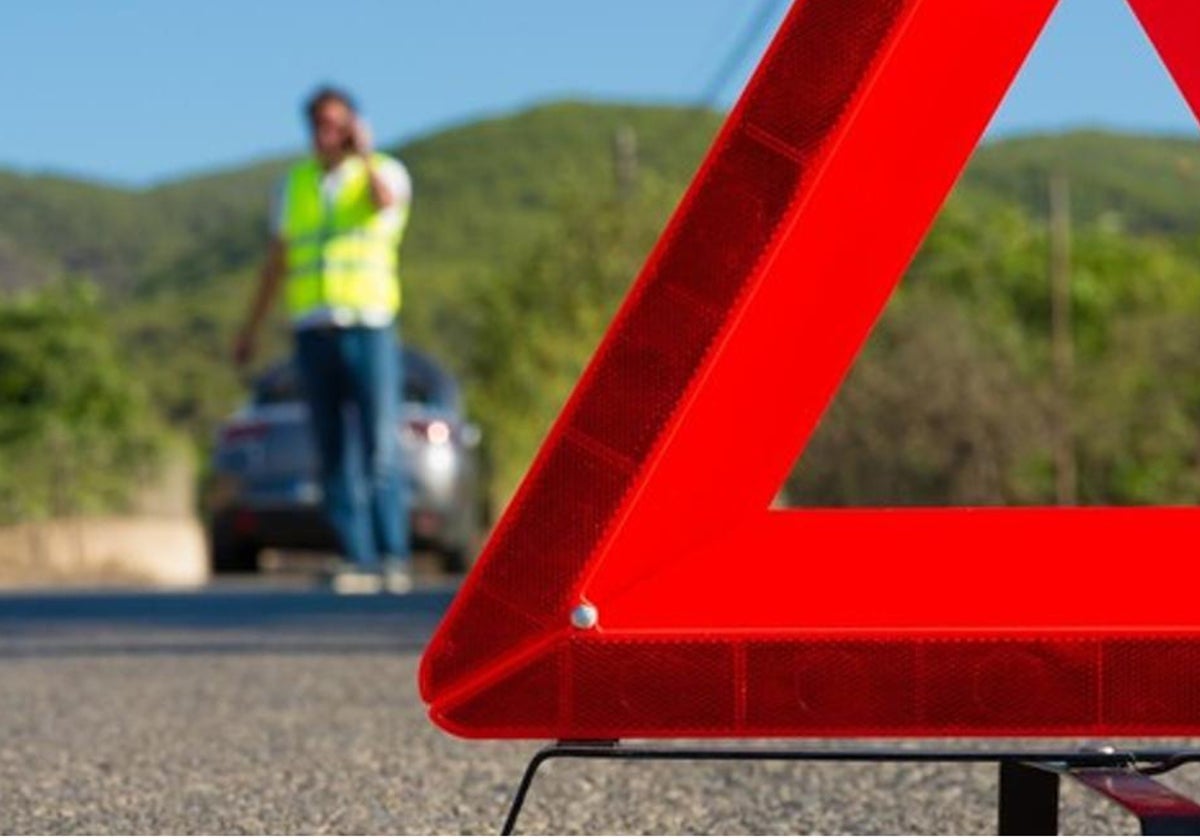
[219,420,269,446]
[233,510,258,536]
[413,510,443,537]
[404,419,453,445]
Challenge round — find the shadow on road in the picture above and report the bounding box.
[0,584,456,660]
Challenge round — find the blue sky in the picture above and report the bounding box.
[0,0,1195,186]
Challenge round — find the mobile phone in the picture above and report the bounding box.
[345,118,371,153]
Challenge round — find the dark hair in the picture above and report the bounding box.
[304,86,358,124]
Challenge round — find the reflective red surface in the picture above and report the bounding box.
[421,0,1200,739]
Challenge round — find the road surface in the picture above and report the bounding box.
[0,580,1196,833]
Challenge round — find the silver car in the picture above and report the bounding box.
[207,345,485,574]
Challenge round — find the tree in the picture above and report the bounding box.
[787,288,1052,506]
[0,282,172,522]
[465,177,683,505]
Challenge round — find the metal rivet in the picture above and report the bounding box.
[570,603,599,630]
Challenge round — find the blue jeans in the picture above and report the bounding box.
[295,325,409,569]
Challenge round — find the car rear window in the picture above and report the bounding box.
[253,347,460,411]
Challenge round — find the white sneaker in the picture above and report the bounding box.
[331,568,384,595]
[383,561,414,595]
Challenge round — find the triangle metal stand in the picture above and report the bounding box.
[501,742,1200,835]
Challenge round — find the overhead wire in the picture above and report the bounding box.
[680,1,755,94]
[656,0,790,155]
[611,0,791,197]
[692,0,791,111]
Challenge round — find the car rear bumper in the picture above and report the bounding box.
[214,502,456,554]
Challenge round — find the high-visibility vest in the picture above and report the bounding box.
[279,154,407,322]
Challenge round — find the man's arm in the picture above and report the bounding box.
[363,156,397,209]
[233,237,286,368]
[350,119,397,209]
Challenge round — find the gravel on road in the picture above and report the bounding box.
[1,587,1198,834]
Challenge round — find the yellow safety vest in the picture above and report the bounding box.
[279,154,407,322]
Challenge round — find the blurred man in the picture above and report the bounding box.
[234,86,413,594]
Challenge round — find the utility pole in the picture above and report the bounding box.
[613,124,639,202]
[1049,171,1077,505]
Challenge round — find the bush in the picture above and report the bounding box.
[0,282,173,522]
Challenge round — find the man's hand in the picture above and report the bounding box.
[235,238,285,369]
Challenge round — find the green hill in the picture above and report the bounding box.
[966,131,1200,235]
[0,102,721,294]
[0,103,725,472]
[6,120,1200,302]
[5,103,1200,511]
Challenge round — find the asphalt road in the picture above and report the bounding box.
[1,580,1199,834]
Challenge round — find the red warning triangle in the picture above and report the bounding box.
[422,0,1200,739]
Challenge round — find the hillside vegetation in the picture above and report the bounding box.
[4,102,1200,516]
